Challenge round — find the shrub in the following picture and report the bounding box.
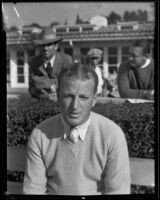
[7,96,154,158]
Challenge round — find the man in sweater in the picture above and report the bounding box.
[23,63,130,195]
[29,26,73,101]
[117,41,154,100]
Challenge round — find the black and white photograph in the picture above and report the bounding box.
[4,1,158,197]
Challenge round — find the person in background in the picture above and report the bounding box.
[87,48,104,95]
[23,63,130,195]
[29,26,73,101]
[117,41,154,100]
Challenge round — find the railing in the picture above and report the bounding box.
[7,146,155,194]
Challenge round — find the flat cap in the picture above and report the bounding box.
[87,48,102,58]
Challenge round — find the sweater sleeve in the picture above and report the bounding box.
[103,125,131,194]
[23,129,47,194]
[117,63,153,100]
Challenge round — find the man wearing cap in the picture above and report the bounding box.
[87,48,104,95]
[29,27,73,100]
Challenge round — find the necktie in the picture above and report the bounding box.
[70,128,79,144]
[46,62,52,78]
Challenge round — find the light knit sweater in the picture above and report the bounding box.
[23,112,130,195]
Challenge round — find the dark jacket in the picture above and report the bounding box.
[29,52,73,99]
[117,59,154,100]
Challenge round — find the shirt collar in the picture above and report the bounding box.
[61,114,91,141]
[140,58,151,69]
[44,55,56,68]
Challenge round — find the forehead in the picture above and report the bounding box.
[60,78,95,94]
[130,46,143,55]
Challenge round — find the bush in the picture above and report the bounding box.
[7,96,60,147]
[7,96,154,159]
[92,102,154,159]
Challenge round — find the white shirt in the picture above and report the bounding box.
[44,55,56,68]
[95,66,104,94]
[61,115,91,142]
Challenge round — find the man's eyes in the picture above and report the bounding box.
[63,95,88,100]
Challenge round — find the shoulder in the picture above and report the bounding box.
[91,112,123,136]
[56,52,72,60]
[90,112,126,147]
[119,60,130,70]
[118,61,132,76]
[30,114,62,140]
[30,55,43,66]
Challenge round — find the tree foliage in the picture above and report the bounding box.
[123,10,148,22]
[107,11,122,24]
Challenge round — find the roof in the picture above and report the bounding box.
[7,22,155,45]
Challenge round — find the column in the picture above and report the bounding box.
[103,46,108,79]
[10,47,17,88]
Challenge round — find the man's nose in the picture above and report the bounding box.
[72,97,79,110]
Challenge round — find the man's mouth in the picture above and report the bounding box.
[69,112,79,118]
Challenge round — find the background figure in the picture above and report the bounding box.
[87,48,105,95]
[23,63,130,195]
[117,41,154,100]
[29,26,73,101]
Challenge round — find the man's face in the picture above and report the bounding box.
[58,78,96,127]
[40,42,58,60]
[90,57,101,68]
[128,47,146,68]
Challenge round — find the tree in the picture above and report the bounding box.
[75,14,84,24]
[8,26,18,32]
[29,23,42,28]
[50,21,60,27]
[64,19,68,25]
[107,11,122,24]
[123,10,148,22]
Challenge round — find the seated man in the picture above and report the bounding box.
[29,26,73,101]
[23,63,130,195]
[117,41,154,100]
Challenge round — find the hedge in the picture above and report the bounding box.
[7,95,154,159]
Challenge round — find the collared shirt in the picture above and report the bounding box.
[95,66,104,94]
[44,55,56,68]
[61,115,91,142]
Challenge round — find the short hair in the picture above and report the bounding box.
[58,63,98,94]
[132,40,150,56]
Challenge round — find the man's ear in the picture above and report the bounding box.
[55,43,59,51]
[92,93,97,107]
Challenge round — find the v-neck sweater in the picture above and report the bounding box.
[23,112,130,195]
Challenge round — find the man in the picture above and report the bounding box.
[29,26,73,101]
[117,41,154,100]
[87,48,104,95]
[23,63,130,195]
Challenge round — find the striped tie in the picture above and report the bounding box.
[70,128,79,144]
[46,62,52,78]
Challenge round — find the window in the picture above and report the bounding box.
[56,28,66,33]
[122,46,130,62]
[69,28,79,32]
[108,47,118,74]
[17,49,25,83]
[27,48,35,64]
[82,27,93,32]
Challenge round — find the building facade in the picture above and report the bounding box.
[6,21,154,88]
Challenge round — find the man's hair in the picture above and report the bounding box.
[58,63,98,94]
[132,40,150,56]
